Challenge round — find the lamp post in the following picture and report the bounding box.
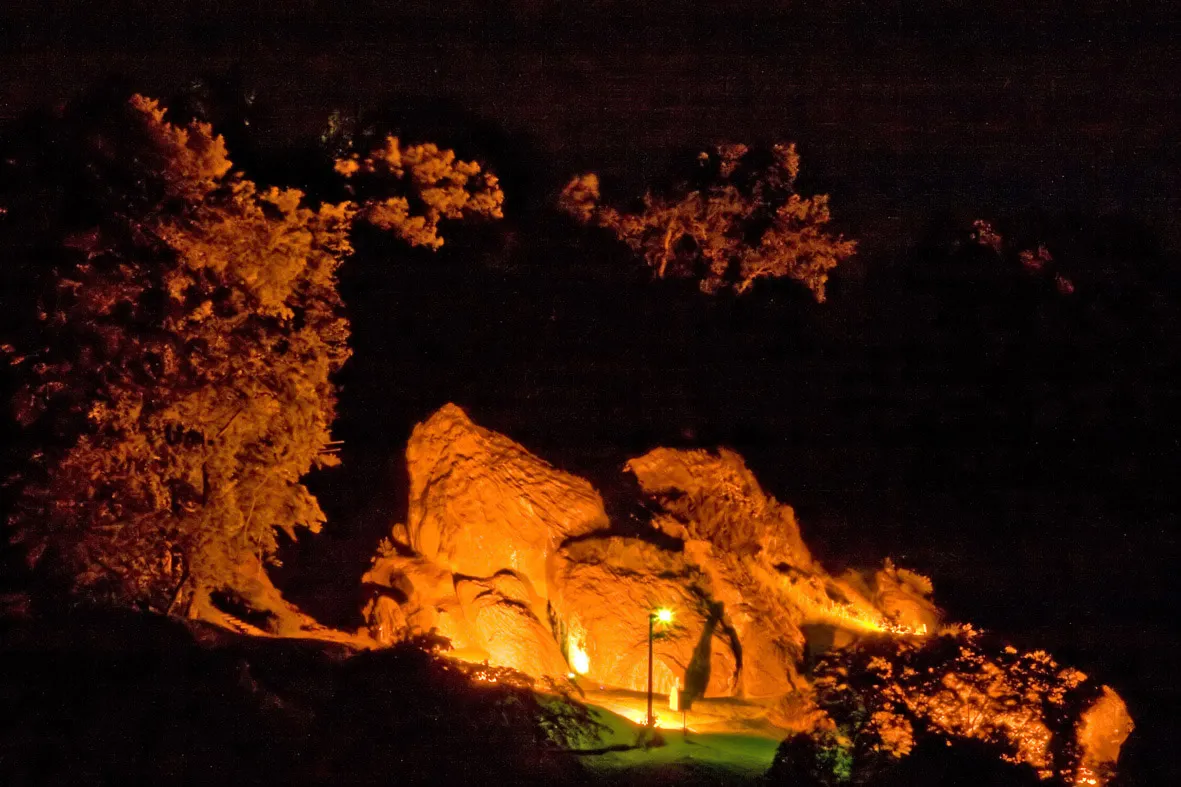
[647,608,673,727]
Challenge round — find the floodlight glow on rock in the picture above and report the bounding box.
[569,642,590,675]
[361,405,1134,784]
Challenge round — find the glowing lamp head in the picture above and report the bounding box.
[655,608,673,624]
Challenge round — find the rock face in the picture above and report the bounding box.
[836,559,941,635]
[403,404,608,600]
[1075,687,1135,784]
[549,536,740,697]
[455,573,571,679]
[360,404,1131,783]
[362,549,477,653]
[866,560,941,633]
[624,447,813,569]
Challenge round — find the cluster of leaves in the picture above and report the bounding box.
[559,143,856,299]
[970,219,1076,296]
[771,628,1109,785]
[0,93,502,618]
[335,136,504,249]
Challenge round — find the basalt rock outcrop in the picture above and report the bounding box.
[362,404,1132,784]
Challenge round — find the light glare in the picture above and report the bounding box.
[570,642,590,674]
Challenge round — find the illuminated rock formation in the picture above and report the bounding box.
[548,536,741,697]
[838,558,941,635]
[362,548,478,654]
[623,447,932,699]
[361,404,1131,783]
[364,547,571,677]
[1075,687,1136,785]
[369,408,929,693]
[624,447,814,569]
[403,403,609,599]
[455,573,571,680]
[627,447,937,637]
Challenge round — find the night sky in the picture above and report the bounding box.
[3,2,1179,782]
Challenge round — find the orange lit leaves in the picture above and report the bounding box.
[559,142,855,300]
[337,137,504,249]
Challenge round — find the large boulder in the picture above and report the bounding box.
[624,447,813,570]
[404,404,609,600]
[1075,687,1135,785]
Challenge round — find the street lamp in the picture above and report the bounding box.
[647,607,674,727]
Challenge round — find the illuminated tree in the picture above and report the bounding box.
[0,93,502,622]
[769,628,1117,786]
[337,136,504,249]
[560,143,856,300]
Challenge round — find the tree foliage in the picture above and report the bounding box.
[769,628,1112,785]
[336,136,504,249]
[559,143,856,299]
[0,93,503,619]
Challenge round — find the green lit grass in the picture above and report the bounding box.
[574,704,781,785]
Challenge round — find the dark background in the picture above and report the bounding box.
[3,2,1179,783]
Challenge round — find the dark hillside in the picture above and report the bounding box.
[0,608,584,785]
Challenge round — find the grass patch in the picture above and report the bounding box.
[574,703,780,785]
